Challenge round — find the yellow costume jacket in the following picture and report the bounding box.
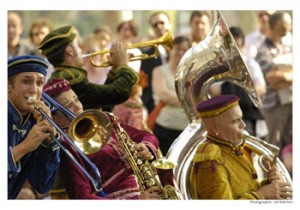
[189,134,265,199]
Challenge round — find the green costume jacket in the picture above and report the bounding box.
[50,65,138,111]
[189,134,266,199]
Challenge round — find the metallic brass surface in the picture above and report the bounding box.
[106,112,180,199]
[30,95,106,194]
[68,110,111,154]
[166,10,292,199]
[240,130,280,173]
[82,30,173,67]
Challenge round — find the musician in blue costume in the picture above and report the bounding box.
[8,55,60,199]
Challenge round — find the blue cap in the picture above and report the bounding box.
[8,55,49,78]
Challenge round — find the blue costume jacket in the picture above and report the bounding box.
[8,100,60,199]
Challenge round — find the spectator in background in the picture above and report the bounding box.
[81,34,110,84]
[140,11,173,114]
[221,26,267,138]
[28,18,53,57]
[281,143,292,178]
[28,17,54,82]
[116,19,141,72]
[83,26,114,84]
[255,12,293,153]
[244,10,275,60]
[8,11,34,59]
[113,72,149,131]
[188,11,211,46]
[94,26,113,51]
[151,36,191,156]
[113,20,150,131]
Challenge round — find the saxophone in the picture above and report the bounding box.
[106,112,180,199]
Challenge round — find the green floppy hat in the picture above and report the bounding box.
[37,25,77,56]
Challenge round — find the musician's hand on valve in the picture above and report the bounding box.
[266,162,284,182]
[108,42,129,71]
[140,186,161,200]
[135,143,154,161]
[257,181,292,199]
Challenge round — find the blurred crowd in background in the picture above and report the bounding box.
[8,10,293,199]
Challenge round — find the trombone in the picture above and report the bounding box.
[30,92,107,197]
[82,30,173,67]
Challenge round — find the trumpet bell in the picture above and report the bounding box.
[68,110,111,154]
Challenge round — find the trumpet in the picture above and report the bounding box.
[29,93,107,197]
[82,30,173,67]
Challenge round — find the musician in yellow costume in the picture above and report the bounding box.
[189,94,292,199]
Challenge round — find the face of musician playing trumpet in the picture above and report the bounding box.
[63,38,85,68]
[8,72,45,116]
[203,105,246,146]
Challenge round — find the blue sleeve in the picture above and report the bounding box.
[8,146,21,178]
[27,145,60,194]
[7,122,21,177]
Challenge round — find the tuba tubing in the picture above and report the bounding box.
[240,130,292,185]
[240,130,279,172]
[166,10,292,199]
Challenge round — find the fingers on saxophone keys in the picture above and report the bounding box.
[135,144,144,151]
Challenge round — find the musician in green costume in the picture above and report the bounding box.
[38,25,138,111]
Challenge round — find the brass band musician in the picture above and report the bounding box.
[189,94,292,199]
[44,78,162,199]
[8,55,60,199]
[37,25,139,112]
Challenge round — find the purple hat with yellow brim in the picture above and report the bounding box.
[197,94,240,118]
[8,55,48,78]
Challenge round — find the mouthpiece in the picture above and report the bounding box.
[82,53,92,58]
[239,130,250,139]
[240,130,279,152]
[28,96,37,103]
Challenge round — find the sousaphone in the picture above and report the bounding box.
[166,10,292,199]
